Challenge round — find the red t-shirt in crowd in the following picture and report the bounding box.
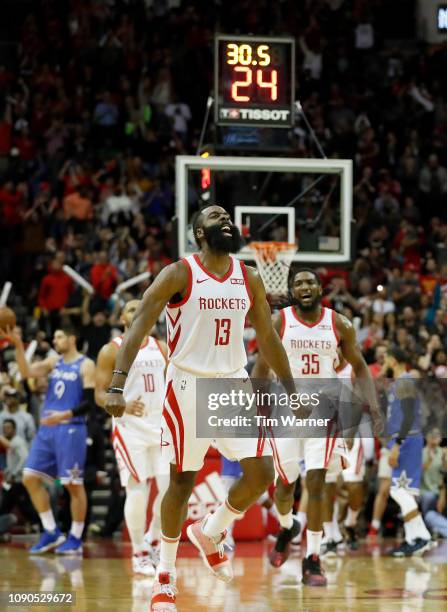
[368,362,382,379]
[90,263,118,299]
[0,188,23,226]
[38,271,73,311]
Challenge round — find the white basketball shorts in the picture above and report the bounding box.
[161,363,271,472]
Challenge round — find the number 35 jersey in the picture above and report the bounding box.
[280,306,340,378]
[112,335,166,438]
[166,254,252,376]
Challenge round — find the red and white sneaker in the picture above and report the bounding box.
[151,572,177,611]
[186,517,233,582]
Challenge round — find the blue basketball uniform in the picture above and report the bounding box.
[24,356,87,484]
[386,373,423,494]
[221,457,243,478]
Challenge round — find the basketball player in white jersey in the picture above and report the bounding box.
[104,205,296,611]
[253,269,380,586]
[95,300,169,576]
[323,354,367,556]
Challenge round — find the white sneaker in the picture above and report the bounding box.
[132,551,156,576]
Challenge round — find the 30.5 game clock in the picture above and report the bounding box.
[214,35,295,128]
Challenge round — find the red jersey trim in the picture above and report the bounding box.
[333,359,344,374]
[279,309,286,340]
[291,306,325,328]
[240,261,253,308]
[140,336,149,350]
[112,426,140,482]
[331,309,341,345]
[193,253,234,283]
[167,258,192,308]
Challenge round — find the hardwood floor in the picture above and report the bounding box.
[1,538,446,611]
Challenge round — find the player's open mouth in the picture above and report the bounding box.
[221,224,232,236]
[300,294,312,302]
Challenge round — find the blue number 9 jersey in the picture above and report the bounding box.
[43,356,86,422]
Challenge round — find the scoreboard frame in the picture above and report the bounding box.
[214,34,295,128]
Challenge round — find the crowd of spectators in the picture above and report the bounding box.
[1,0,447,534]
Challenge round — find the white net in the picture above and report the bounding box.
[249,242,296,295]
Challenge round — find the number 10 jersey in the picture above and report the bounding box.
[112,335,166,440]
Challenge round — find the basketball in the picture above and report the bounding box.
[0,306,16,331]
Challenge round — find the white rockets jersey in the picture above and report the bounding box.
[280,306,340,378]
[166,254,252,376]
[112,335,166,434]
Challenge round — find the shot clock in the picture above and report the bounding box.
[215,35,295,128]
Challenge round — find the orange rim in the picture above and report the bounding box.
[248,241,296,262]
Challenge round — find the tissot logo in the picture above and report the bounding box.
[318,325,332,330]
[220,107,291,122]
[230,278,244,285]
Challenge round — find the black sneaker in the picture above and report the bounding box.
[269,518,301,567]
[407,538,431,557]
[321,540,339,558]
[302,554,327,586]
[345,526,359,551]
[389,541,414,557]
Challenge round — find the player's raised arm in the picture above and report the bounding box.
[336,313,382,435]
[95,342,118,408]
[246,267,294,395]
[104,261,188,417]
[0,326,58,379]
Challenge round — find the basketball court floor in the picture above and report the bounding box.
[1,538,446,611]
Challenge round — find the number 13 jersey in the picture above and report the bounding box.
[166,255,252,376]
[280,306,340,378]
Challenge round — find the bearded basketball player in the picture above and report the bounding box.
[253,269,380,586]
[95,300,169,576]
[104,205,296,611]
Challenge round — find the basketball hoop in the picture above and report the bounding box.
[248,241,296,295]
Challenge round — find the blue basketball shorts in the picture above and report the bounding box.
[24,423,87,485]
[388,434,423,494]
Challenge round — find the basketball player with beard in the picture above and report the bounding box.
[104,205,296,611]
[95,300,169,576]
[253,269,381,586]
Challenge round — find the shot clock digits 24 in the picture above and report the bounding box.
[215,35,295,127]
